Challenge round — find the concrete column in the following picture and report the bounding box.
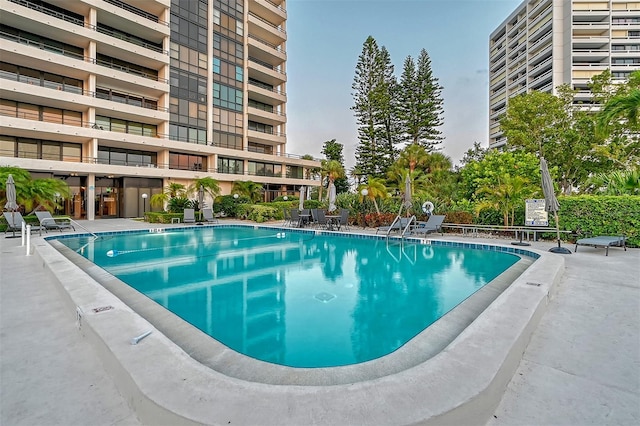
[86,174,95,220]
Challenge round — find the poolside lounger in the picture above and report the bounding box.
[183,208,196,224]
[376,217,410,234]
[410,215,445,236]
[575,235,626,256]
[35,211,74,232]
[202,208,218,223]
[3,211,43,236]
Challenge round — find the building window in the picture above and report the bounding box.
[96,115,157,136]
[286,166,304,179]
[217,157,244,174]
[212,131,242,150]
[248,161,282,177]
[169,152,206,171]
[0,136,82,162]
[213,83,243,111]
[97,147,155,167]
[248,121,274,135]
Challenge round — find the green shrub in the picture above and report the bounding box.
[559,195,639,247]
[236,204,279,223]
[445,211,474,224]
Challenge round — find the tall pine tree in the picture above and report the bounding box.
[352,36,396,179]
[398,49,444,151]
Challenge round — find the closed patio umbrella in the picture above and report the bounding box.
[197,185,204,224]
[540,157,571,254]
[4,174,19,238]
[328,182,337,213]
[298,186,305,211]
[403,174,412,216]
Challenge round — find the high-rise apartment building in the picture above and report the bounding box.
[1,0,319,219]
[489,0,640,148]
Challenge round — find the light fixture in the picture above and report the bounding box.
[361,189,368,196]
[233,193,239,199]
[283,195,288,201]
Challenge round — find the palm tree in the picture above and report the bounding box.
[231,180,264,203]
[320,160,345,201]
[358,177,388,214]
[597,88,640,137]
[150,182,187,210]
[0,166,71,214]
[584,167,640,195]
[187,177,221,205]
[475,174,537,226]
[398,143,429,175]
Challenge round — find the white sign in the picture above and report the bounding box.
[525,199,548,226]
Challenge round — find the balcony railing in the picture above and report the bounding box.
[248,12,286,34]
[103,0,168,26]
[248,34,285,53]
[1,31,168,83]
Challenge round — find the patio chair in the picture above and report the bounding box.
[338,209,350,231]
[315,209,330,230]
[410,215,445,236]
[3,211,42,236]
[310,208,320,228]
[376,216,410,234]
[575,235,627,256]
[290,209,301,227]
[282,208,291,227]
[35,211,74,232]
[202,208,218,224]
[183,208,196,224]
[300,209,311,227]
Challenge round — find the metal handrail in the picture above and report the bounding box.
[401,216,417,238]
[39,217,99,239]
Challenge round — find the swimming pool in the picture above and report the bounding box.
[41,221,562,425]
[58,226,520,368]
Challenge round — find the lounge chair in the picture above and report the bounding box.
[290,209,301,227]
[338,209,350,231]
[316,210,330,230]
[575,235,627,256]
[376,217,410,234]
[410,215,446,236]
[35,211,74,232]
[282,208,291,227]
[202,208,218,224]
[183,208,196,224]
[3,211,42,236]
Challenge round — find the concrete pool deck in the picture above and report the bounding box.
[1,219,638,425]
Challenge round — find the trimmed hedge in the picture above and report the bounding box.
[559,195,639,247]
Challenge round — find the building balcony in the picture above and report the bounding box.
[248,34,286,65]
[247,128,285,146]
[248,12,286,46]
[249,0,286,27]
[248,106,286,127]
[248,80,286,105]
[248,57,286,86]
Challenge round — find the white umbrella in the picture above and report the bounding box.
[197,185,204,224]
[328,181,337,213]
[4,174,18,237]
[298,186,305,211]
[540,157,571,254]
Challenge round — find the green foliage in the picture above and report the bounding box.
[231,180,264,203]
[352,36,397,177]
[459,150,541,200]
[236,204,279,223]
[397,49,444,150]
[444,211,474,224]
[214,194,250,217]
[559,195,640,247]
[0,166,71,214]
[144,212,184,224]
[167,197,192,213]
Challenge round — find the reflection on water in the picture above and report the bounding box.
[61,227,519,367]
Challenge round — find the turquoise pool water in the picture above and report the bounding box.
[59,226,520,368]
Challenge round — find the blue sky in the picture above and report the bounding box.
[285,0,522,168]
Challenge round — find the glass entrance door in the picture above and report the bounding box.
[95,188,119,218]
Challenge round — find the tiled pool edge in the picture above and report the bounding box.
[36,231,564,426]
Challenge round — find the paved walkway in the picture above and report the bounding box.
[1,220,638,425]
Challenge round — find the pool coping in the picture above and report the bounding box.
[37,225,564,426]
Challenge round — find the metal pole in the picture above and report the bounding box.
[25,225,31,256]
